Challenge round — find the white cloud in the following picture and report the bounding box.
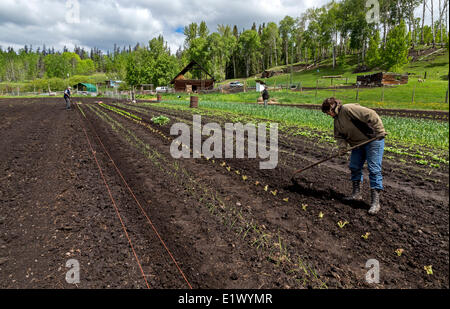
[9,0,437,54]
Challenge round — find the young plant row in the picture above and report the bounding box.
[98,102,437,281]
[98,103,142,121]
[150,100,449,151]
[91,102,328,288]
[144,101,449,170]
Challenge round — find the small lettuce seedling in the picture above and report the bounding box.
[424,265,433,275]
[283,197,289,202]
[318,212,324,218]
[361,232,370,239]
[151,115,170,126]
[264,185,268,192]
[395,248,404,256]
[301,204,308,211]
[337,220,349,228]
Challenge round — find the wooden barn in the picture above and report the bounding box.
[357,72,408,86]
[170,60,215,93]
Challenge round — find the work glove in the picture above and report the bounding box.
[338,147,348,156]
[336,138,348,155]
[332,145,347,156]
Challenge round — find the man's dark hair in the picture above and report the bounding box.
[321,97,341,113]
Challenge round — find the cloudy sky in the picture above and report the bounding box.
[0,0,331,53]
[0,0,440,54]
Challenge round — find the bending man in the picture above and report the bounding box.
[321,97,387,215]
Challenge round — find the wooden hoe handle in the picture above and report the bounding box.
[291,137,377,176]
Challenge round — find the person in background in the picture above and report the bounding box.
[321,97,387,215]
[262,86,269,108]
[64,86,71,110]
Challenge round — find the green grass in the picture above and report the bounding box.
[146,100,449,151]
[156,80,448,110]
[222,48,448,87]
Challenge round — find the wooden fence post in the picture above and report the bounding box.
[315,80,318,103]
[445,80,449,103]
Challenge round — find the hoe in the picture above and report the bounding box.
[291,137,377,185]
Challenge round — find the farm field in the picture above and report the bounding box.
[0,97,448,289]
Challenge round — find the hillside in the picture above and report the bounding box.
[199,47,449,110]
[221,46,449,88]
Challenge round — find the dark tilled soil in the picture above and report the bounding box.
[0,97,448,289]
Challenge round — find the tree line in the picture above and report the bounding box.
[0,0,448,89]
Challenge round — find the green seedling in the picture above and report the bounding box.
[318,212,324,219]
[361,232,370,239]
[151,115,170,126]
[283,198,289,202]
[424,265,433,275]
[395,248,404,256]
[271,190,278,196]
[337,220,349,228]
[242,175,248,181]
[264,185,268,192]
[301,204,308,211]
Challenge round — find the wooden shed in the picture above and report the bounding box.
[170,60,215,93]
[357,72,408,86]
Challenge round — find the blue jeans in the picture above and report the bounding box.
[65,96,71,109]
[349,139,384,190]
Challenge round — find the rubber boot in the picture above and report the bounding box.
[344,181,363,201]
[368,189,381,215]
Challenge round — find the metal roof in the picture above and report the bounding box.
[170,60,214,84]
[74,83,97,92]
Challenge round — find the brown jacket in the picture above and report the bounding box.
[334,103,387,148]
